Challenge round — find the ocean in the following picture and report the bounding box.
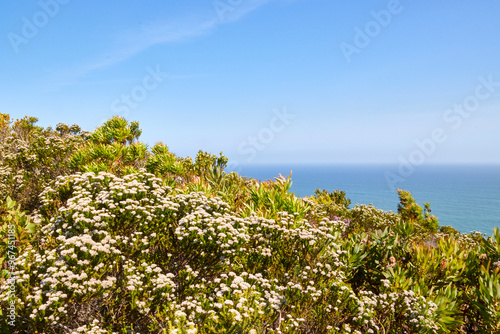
[234,164,500,235]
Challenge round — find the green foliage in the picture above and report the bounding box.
[1,113,499,333]
[0,113,11,139]
[439,224,460,236]
[0,113,84,211]
[194,150,228,177]
[145,142,187,185]
[198,168,251,211]
[348,204,400,234]
[398,189,439,233]
[0,197,36,277]
[470,266,500,332]
[242,174,311,219]
[90,116,141,145]
[307,189,401,235]
[312,189,351,207]
[70,116,147,176]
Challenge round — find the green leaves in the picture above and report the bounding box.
[0,114,84,211]
[0,197,36,276]
[2,113,500,333]
[146,142,186,180]
[242,174,310,219]
[470,266,500,331]
[89,116,141,145]
[312,189,351,208]
[397,189,439,233]
[194,150,228,177]
[70,117,148,176]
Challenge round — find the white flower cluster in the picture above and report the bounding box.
[169,270,288,331]
[0,127,83,206]
[341,287,441,333]
[0,170,450,332]
[70,319,116,334]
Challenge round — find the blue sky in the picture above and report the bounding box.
[1,0,499,166]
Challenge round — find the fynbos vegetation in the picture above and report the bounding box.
[1,114,500,333]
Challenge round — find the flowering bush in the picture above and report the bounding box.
[0,114,84,211]
[1,115,500,333]
[0,170,472,333]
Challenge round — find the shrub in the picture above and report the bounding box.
[1,114,498,333]
[69,116,147,176]
[0,114,84,211]
[397,190,439,234]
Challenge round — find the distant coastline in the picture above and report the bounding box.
[234,163,500,235]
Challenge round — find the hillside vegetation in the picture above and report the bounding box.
[1,114,500,334]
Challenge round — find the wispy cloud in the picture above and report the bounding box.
[45,0,274,91]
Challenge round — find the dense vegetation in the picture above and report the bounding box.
[1,114,500,333]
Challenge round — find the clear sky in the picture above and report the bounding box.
[1,0,499,166]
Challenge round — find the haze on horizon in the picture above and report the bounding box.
[1,0,499,166]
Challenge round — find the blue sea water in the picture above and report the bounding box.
[234,164,500,235]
